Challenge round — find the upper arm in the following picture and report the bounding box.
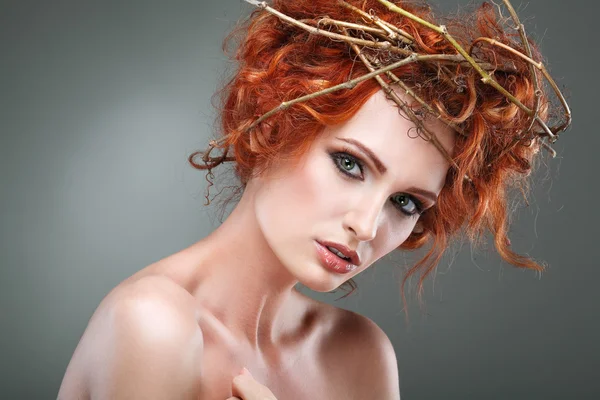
[326,311,401,400]
[59,275,204,400]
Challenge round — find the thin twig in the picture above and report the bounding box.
[379,65,468,136]
[338,0,415,44]
[340,27,460,172]
[303,17,387,36]
[244,55,410,131]
[501,0,541,135]
[468,37,558,141]
[245,0,412,56]
[375,0,535,117]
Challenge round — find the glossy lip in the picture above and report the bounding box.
[316,240,361,266]
[314,241,358,274]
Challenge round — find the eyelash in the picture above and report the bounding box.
[329,147,425,217]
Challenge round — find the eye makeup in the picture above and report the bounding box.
[329,147,426,217]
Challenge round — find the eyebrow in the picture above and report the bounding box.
[337,137,388,174]
[335,137,439,205]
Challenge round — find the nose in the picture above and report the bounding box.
[342,194,386,242]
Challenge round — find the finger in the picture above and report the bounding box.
[232,374,276,400]
[225,397,242,400]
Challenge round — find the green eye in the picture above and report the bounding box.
[331,152,363,178]
[393,194,410,206]
[341,157,356,171]
[390,193,421,216]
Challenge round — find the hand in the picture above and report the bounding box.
[226,367,278,400]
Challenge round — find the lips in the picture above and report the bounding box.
[316,240,360,266]
[314,241,358,274]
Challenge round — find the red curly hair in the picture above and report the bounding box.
[189,0,557,310]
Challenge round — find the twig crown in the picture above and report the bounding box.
[200,0,570,182]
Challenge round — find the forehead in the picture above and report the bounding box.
[322,89,456,190]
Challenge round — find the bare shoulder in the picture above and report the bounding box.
[320,307,401,400]
[58,275,204,400]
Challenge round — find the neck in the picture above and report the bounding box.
[188,182,304,352]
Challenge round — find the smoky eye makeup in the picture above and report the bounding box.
[328,148,427,217]
[329,147,365,179]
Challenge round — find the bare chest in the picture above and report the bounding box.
[194,335,350,400]
[192,303,356,400]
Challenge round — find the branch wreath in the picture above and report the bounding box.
[197,0,571,199]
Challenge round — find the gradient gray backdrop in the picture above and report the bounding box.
[1,0,597,399]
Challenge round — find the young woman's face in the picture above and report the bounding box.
[252,89,456,292]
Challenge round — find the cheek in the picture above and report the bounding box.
[371,218,415,258]
[257,158,331,226]
[292,156,344,216]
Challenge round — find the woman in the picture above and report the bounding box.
[58,0,570,399]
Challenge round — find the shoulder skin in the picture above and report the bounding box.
[58,275,204,400]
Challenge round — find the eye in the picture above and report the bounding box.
[390,193,424,217]
[330,148,425,217]
[330,151,364,179]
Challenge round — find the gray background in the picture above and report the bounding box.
[1,0,597,399]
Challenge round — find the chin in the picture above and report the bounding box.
[301,280,339,293]
[295,262,349,293]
